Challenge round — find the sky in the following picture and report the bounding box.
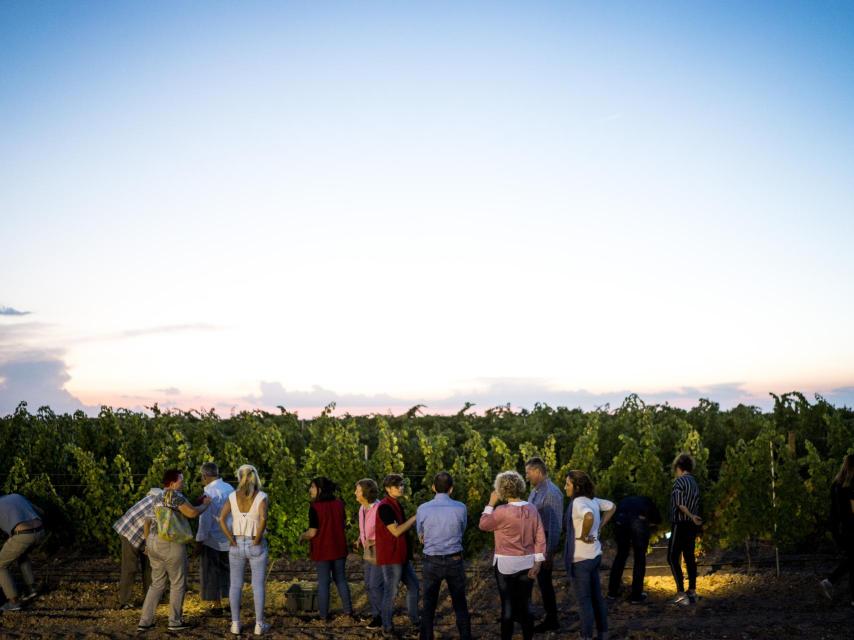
[2,1,854,416]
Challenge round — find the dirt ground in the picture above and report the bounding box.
[0,550,851,639]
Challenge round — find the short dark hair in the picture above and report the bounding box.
[200,462,219,477]
[162,469,182,487]
[356,478,379,502]
[525,457,548,475]
[432,471,453,494]
[310,477,338,502]
[383,474,405,489]
[673,453,695,473]
[567,470,595,499]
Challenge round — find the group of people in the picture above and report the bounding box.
[0,452,850,638]
[106,454,705,640]
[113,462,270,635]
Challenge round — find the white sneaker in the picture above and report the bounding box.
[254,622,271,636]
[819,578,833,600]
[230,621,241,635]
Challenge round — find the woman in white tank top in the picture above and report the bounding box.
[218,464,270,636]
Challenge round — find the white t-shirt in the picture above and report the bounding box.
[571,497,614,562]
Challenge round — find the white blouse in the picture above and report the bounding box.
[229,491,267,538]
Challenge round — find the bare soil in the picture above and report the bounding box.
[0,549,850,639]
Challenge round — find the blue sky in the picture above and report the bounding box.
[2,1,853,415]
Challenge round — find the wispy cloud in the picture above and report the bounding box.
[72,323,221,343]
[155,387,181,396]
[0,306,31,316]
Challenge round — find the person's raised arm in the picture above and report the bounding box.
[178,495,210,519]
[479,491,500,532]
[387,514,416,538]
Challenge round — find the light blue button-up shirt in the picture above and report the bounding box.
[416,492,468,556]
[528,478,565,554]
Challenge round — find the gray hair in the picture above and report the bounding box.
[494,470,526,501]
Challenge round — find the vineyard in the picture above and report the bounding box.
[2,392,852,561]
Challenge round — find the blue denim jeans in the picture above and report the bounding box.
[229,537,268,625]
[315,557,352,618]
[381,561,420,632]
[572,556,608,640]
[363,560,384,618]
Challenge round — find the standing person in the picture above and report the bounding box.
[819,453,854,607]
[196,462,234,614]
[416,471,471,640]
[376,474,420,638]
[524,456,564,632]
[300,477,354,621]
[607,495,662,603]
[218,464,270,636]
[563,470,614,640]
[137,469,210,633]
[113,487,162,609]
[479,471,545,640]
[0,493,46,612]
[667,453,702,607]
[354,478,385,630]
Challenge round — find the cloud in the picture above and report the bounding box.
[0,306,31,316]
[0,355,92,416]
[155,387,181,396]
[72,323,220,344]
[243,382,401,410]
[821,387,854,409]
[241,378,772,415]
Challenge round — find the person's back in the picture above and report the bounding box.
[0,494,39,536]
[0,493,44,610]
[417,473,471,640]
[610,496,659,602]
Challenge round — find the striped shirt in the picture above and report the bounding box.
[670,474,700,523]
[113,488,163,549]
[528,478,565,554]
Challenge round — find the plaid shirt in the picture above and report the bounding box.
[113,488,163,550]
[528,478,565,554]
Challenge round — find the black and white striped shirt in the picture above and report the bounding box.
[670,473,700,523]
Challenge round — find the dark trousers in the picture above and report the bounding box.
[119,536,151,606]
[199,545,230,601]
[495,566,534,640]
[609,518,650,599]
[421,555,471,640]
[828,532,854,596]
[535,559,558,622]
[667,521,698,593]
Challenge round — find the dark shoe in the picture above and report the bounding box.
[168,622,192,632]
[136,623,155,633]
[534,618,560,632]
[0,601,22,612]
[120,603,135,610]
[366,616,383,629]
[629,592,648,605]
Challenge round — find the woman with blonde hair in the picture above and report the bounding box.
[819,454,854,607]
[219,464,270,635]
[479,470,545,640]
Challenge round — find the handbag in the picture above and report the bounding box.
[154,493,194,544]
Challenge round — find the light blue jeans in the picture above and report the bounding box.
[229,537,268,625]
[572,556,608,640]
